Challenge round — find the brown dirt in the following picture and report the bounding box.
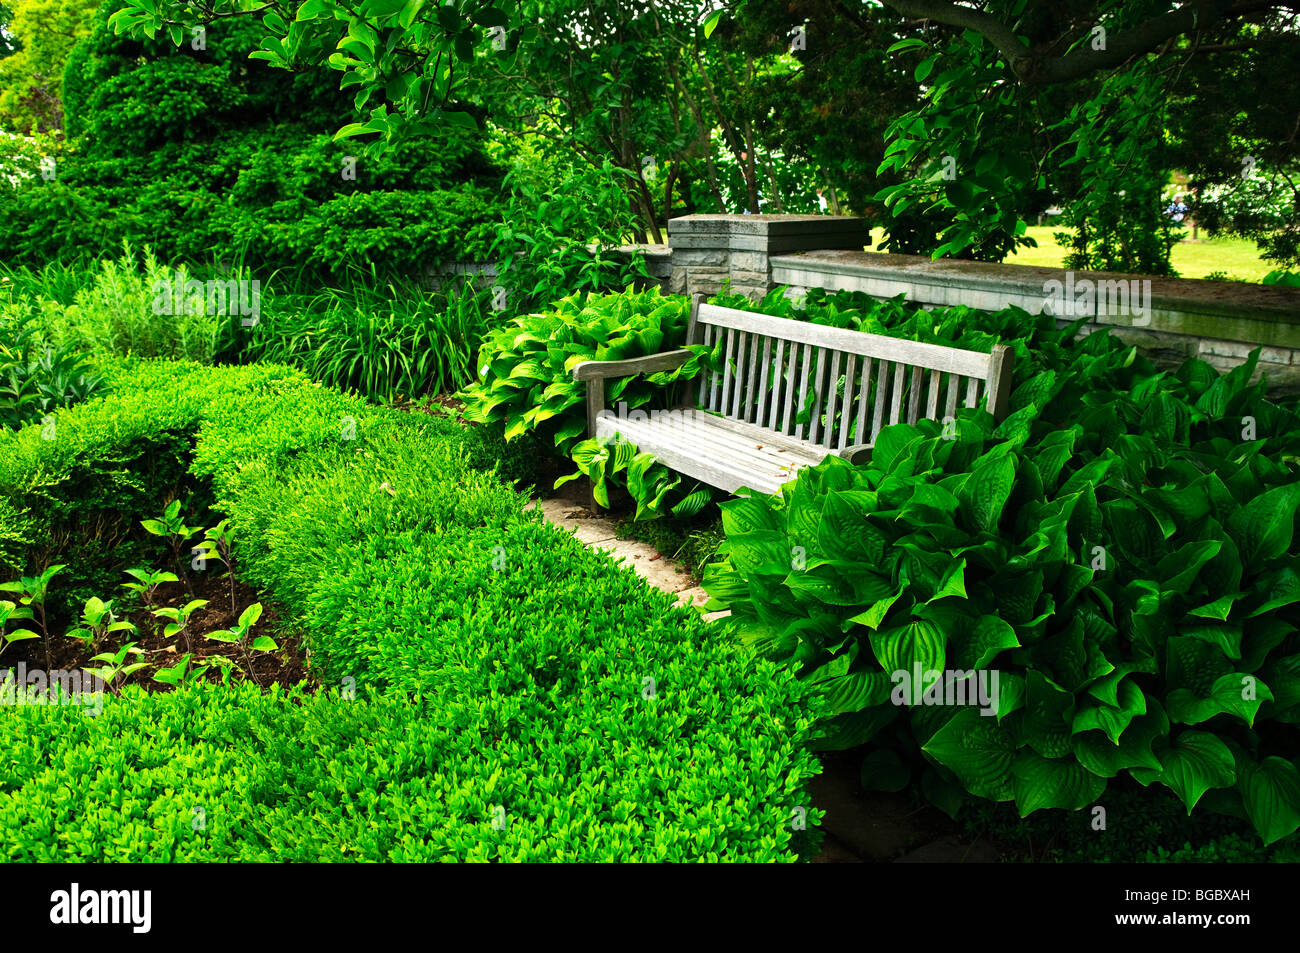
[6,571,315,693]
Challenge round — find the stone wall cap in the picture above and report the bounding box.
[772,249,1300,327]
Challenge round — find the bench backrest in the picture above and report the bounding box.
[687,300,1014,452]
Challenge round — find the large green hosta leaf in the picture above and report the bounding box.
[719,497,779,536]
[1148,730,1237,813]
[817,491,888,563]
[1226,483,1300,567]
[922,707,1016,802]
[1167,671,1273,727]
[869,619,946,677]
[1012,751,1106,816]
[960,453,1015,533]
[1073,704,1168,778]
[1021,670,1076,758]
[1072,678,1147,744]
[1235,754,1300,846]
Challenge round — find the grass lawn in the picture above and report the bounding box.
[867,226,1274,282]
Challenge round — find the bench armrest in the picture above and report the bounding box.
[838,443,873,465]
[571,349,690,381]
[573,349,692,443]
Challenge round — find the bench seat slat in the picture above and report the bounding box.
[595,413,825,495]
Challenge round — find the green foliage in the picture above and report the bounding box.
[489,158,653,316]
[0,356,260,614]
[460,418,548,490]
[0,357,821,861]
[558,432,715,520]
[703,294,1300,845]
[66,594,135,650]
[0,305,103,428]
[459,287,696,458]
[1050,65,1182,276]
[0,0,98,134]
[13,244,232,363]
[963,777,1300,862]
[241,271,498,402]
[0,7,502,278]
[874,34,1039,261]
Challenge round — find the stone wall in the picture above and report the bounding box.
[424,215,1300,395]
[770,247,1300,394]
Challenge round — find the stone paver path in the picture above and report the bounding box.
[525,495,728,620]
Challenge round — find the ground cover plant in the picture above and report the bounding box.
[697,293,1300,846]
[0,358,820,861]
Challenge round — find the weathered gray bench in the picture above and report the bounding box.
[572,294,1013,497]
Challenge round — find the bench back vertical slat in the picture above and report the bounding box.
[871,360,891,443]
[926,369,941,420]
[854,357,872,448]
[944,372,959,420]
[720,328,737,413]
[699,324,714,409]
[839,353,858,451]
[964,375,980,409]
[905,365,923,425]
[781,341,798,434]
[767,338,785,429]
[794,342,813,441]
[755,336,772,426]
[889,361,905,426]
[748,334,760,422]
[730,331,748,419]
[824,350,843,450]
[808,346,828,444]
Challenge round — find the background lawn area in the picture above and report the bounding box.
[868,226,1273,281]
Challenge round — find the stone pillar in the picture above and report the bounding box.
[667,214,871,300]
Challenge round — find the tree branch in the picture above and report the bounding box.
[880,0,1276,84]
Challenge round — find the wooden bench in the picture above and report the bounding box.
[571,294,1014,497]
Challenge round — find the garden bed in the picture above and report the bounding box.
[0,358,820,862]
[3,572,310,692]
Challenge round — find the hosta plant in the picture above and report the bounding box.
[704,328,1300,845]
[557,433,715,520]
[458,287,701,458]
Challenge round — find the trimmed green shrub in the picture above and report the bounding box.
[0,358,821,861]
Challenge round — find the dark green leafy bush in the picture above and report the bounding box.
[0,9,502,280]
[489,158,653,316]
[702,295,1300,845]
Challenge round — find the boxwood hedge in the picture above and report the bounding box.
[0,359,820,861]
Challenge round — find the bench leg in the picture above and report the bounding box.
[587,477,599,514]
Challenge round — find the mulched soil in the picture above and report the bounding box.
[7,570,314,693]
